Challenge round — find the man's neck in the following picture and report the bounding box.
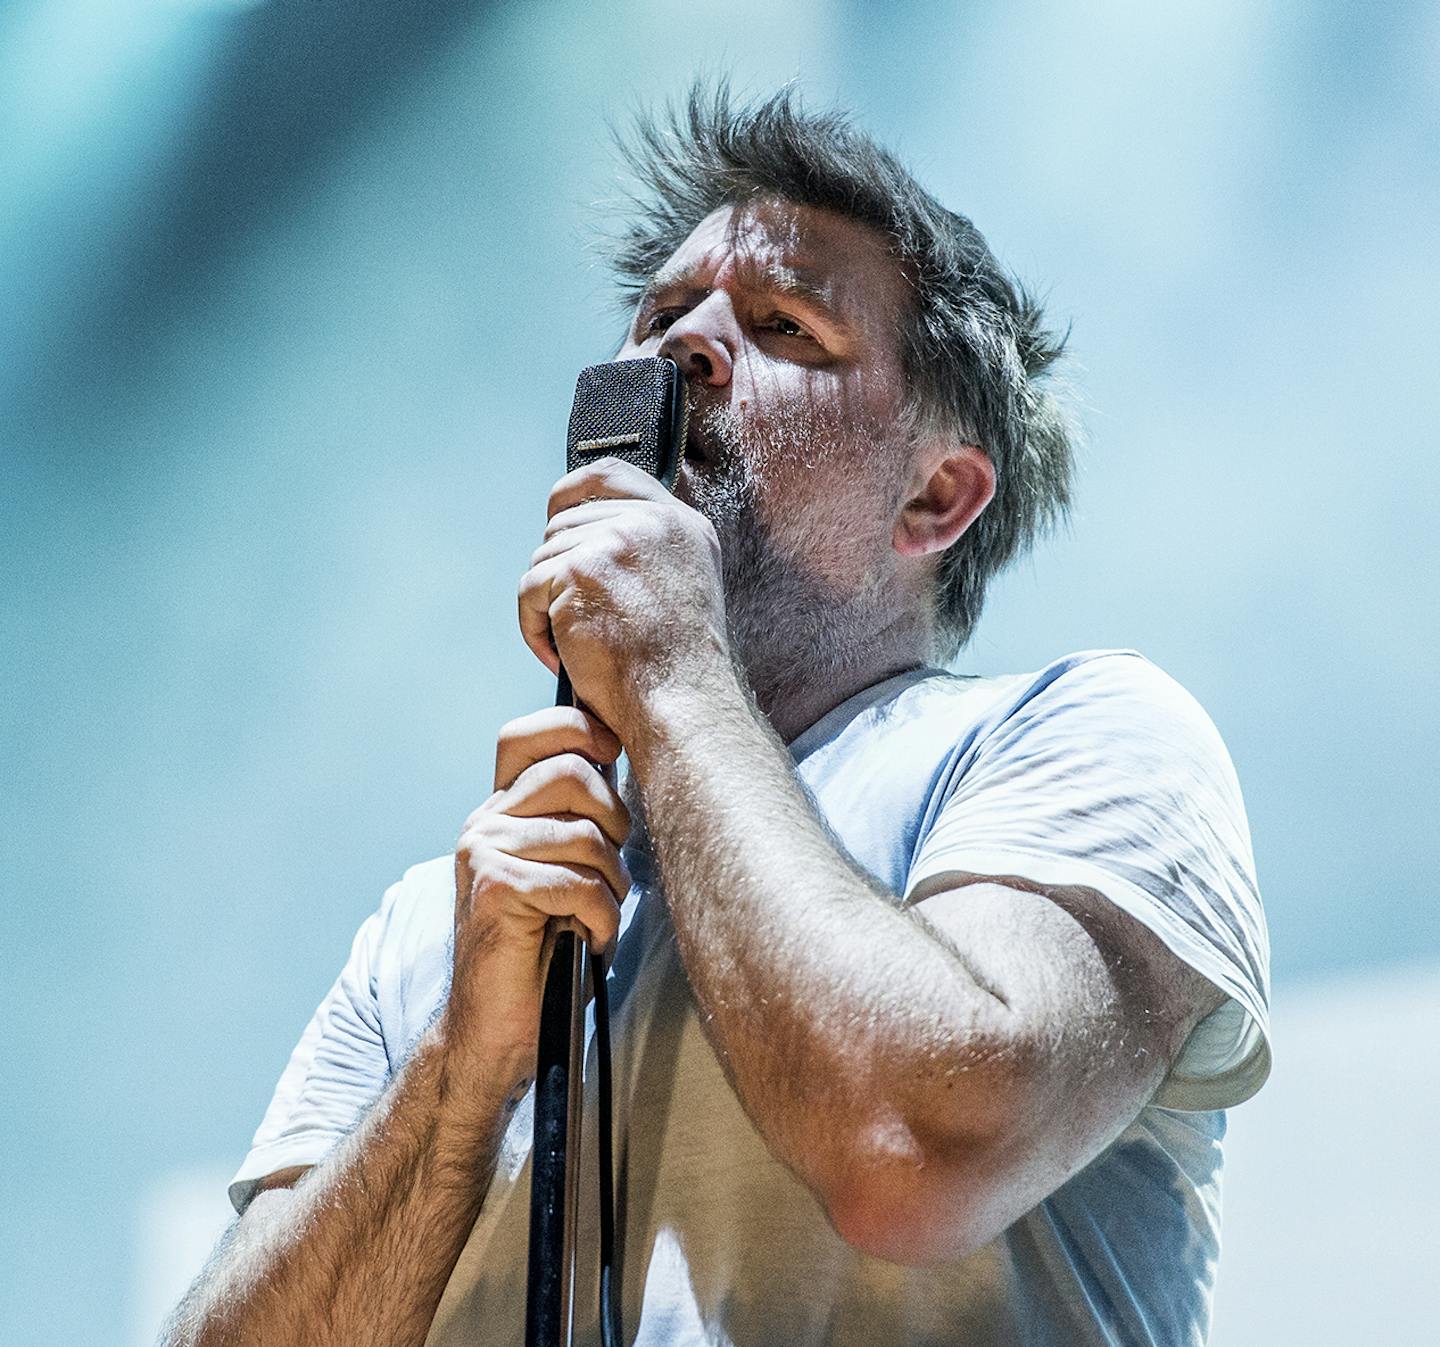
[770,660,922,744]
[741,616,931,744]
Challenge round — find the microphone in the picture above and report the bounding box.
[568,355,689,482]
[526,356,688,1347]
[552,357,690,705]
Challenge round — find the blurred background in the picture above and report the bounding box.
[2,1,1436,1343]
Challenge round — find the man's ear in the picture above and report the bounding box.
[892,442,996,557]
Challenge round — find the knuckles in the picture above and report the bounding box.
[577,871,612,904]
[570,816,607,854]
[548,456,651,511]
[494,710,590,756]
[538,749,603,785]
[527,483,724,655]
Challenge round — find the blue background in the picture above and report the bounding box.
[2,2,1435,1343]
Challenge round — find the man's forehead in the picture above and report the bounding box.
[646,198,902,306]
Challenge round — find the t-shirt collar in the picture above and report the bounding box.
[786,665,945,764]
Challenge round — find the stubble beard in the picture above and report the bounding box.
[681,392,911,718]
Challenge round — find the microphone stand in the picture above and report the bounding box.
[524,354,682,1347]
[525,666,587,1347]
[525,666,619,1347]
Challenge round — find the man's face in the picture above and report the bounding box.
[616,197,918,691]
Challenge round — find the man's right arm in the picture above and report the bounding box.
[162,707,629,1347]
[161,1020,526,1347]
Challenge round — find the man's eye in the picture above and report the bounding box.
[766,315,810,339]
[644,309,680,336]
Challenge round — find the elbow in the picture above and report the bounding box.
[820,1059,1039,1266]
[826,1185,934,1265]
[820,1122,1005,1267]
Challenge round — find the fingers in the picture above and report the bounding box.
[448,705,632,1053]
[493,706,621,791]
[518,517,638,676]
[547,457,668,519]
[500,753,631,846]
[517,547,623,678]
[527,860,622,952]
[540,498,633,547]
[483,813,630,901]
[472,850,623,953]
[456,775,629,951]
[517,555,564,677]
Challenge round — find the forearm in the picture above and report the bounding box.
[165,1019,526,1347]
[625,661,1015,1210]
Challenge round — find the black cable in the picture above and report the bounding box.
[592,944,620,1347]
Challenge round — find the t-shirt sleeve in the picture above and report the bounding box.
[904,651,1271,1111]
[227,886,398,1213]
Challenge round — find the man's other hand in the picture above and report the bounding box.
[518,457,730,737]
[444,706,630,1091]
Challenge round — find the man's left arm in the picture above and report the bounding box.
[520,459,1225,1266]
[621,659,1224,1266]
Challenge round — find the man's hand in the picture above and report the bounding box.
[517,458,730,737]
[444,706,631,1090]
[165,706,634,1347]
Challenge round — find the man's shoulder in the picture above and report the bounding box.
[922,647,1225,747]
[989,649,1238,775]
[353,854,457,1052]
[951,646,1180,709]
[825,648,1200,751]
[380,852,456,911]
[369,853,457,954]
[803,647,1238,807]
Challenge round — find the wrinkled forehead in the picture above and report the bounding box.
[649,196,911,324]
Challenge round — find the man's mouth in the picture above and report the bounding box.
[682,400,730,468]
[674,423,720,506]
[683,420,717,467]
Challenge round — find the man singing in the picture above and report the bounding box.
[166,84,1271,1346]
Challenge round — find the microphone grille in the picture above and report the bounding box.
[566,357,687,485]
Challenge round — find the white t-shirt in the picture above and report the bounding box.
[232,650,1271,1346]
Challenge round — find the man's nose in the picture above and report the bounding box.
[657,293,735,388]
